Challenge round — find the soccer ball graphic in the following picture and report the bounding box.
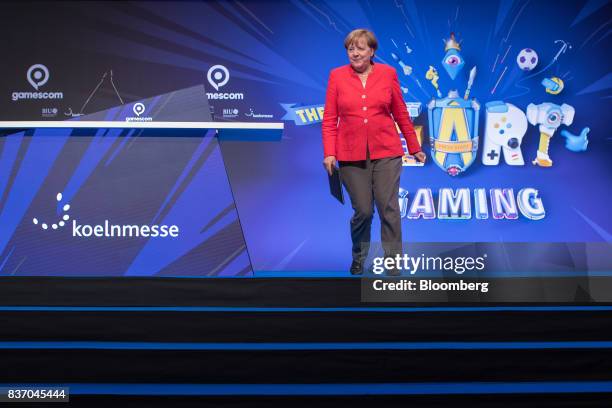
[517,48,538,71]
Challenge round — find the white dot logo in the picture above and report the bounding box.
[26,64,49,90]
[32,192,71,231]
[207,65,229,91]
[133,102,146,116]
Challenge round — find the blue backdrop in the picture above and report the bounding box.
[0,0,610,276]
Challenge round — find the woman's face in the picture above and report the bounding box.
[347,36,373,72]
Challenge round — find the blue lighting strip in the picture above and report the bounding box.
[1,382,612,395]
[254,271,612,278]
[0,306,611,312]
[2,341,612,350]
[4,270,611,278]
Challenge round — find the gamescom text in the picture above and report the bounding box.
[206,92,244,100]
[12,91,63,101]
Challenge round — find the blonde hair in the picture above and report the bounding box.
[344,29,378,56]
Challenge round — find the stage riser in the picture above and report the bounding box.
[2,349,611,383]
[2,277,611,306]
[2,311,612,342]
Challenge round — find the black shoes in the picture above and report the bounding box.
[349,258,402,275]
[384,255,401,276]
[349,260,364,275]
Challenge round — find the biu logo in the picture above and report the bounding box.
[125,102,152,122]
[206,64,244,100]
[12,64,63,102]
[41,107,59,118]
[222,108,239,118]
[33,192,180,238]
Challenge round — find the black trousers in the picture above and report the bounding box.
[339,150,403,262]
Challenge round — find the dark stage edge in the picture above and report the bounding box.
[3,277,612,406]
[3,348,612,383]
[0,276,610,306]
[2,310,612,343]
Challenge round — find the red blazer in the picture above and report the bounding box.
[322,62,421,161]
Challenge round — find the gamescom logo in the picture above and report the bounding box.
[32,193,179,238]
[125,102,152,122]
[11,64,64,102]
[206,64,244,100]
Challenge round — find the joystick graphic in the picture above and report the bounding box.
[482,101,528,166]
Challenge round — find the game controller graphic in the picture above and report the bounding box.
[526,102,574,167]
[482,101,528,166]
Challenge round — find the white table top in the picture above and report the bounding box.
[0,121,284,130]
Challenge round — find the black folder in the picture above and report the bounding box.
[328,166,344,204]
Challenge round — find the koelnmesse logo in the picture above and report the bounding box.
[245,107,273,119]
[33,193,179,238]
[206,64,244,100]
[11,64,64,102]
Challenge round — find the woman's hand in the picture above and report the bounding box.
[414,151,427,163]
[323,156,337,175]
